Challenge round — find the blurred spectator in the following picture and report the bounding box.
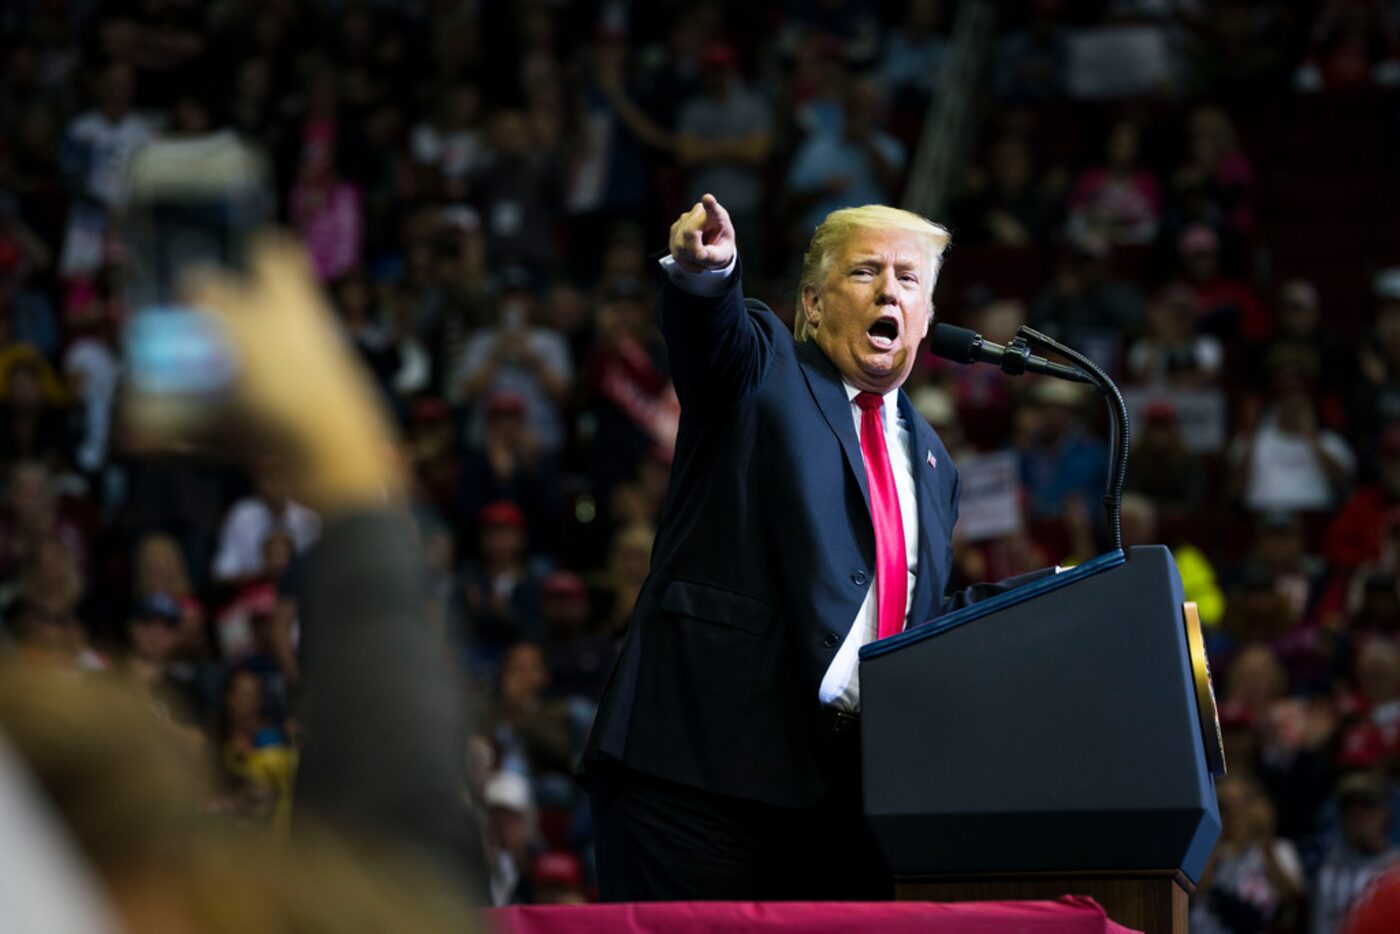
[288,71,364,281]
[786,79,905,237]
[1356,269,1400,434]
[472,109,562,286]
[120,593,206,734]
[452,272,573,456]
[6,542,100,671]
[1170,105,1254,238]
[213,528,297,672]
[778,0,882,67]
[482,769,539,906]
[609,445,673,532]
[531,850,589,904]
[1353,641,1400,752]
[1119,493,1223,627]
[0,460,85,588]
[1126,284,1224,387]
[787,34,851,139]
[211,459,321,586]
[60,278,118,475]
[1327,423,1400,572]
[0,347,71,470]
[1191,773,1306,934]
[539,571,612,702]
[459,390,563,556]
[1253,280,1348,421]
[876,0,949,110]
[565,31,672,280]
[0,192,59,358]
[1188,2,1295,101]
[1253,513,1326,626]
[1227,644,1290,719]
[1124,403,1204,513]
[409,207,496,386]
[1228,369,1356,513]
[1177,222,1269,341]
[405,396,463,523]
[214,665,296,830]
[131,531,210,688]
[1,103,68,249]
[675,43,772,273]
[1344,862,1400,932]
[597,522,655,639]
[586,279,676,504]
[1221,566,1295,649]
[924,292,1022,449]
[1029,232,1143,376]
[1313,771,1400,934]
[59,60,152,276]
[1066,120,1162,247]
[992,0,1069,103]
[489,641,592,795]
[1018,380,1109,523]
[1332,572,1400,662]
[1296,0,1400,91]
[951,135,1061,247]
[331,268,401,398]
[464,501,548,657]
[410,82,483,203]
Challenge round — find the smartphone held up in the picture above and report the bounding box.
[119,132,270,437]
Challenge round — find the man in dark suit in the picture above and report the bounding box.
[583,195,1011,901]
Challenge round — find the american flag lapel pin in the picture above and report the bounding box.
[926,450,937,469]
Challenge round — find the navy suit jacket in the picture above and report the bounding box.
[584,264,1010,808]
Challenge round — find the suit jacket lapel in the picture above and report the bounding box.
[900,390,943,622]
[796,339,870,512]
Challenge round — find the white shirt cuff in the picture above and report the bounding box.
[658,254,737,296]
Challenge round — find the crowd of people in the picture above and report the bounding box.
[2,0,1400,928]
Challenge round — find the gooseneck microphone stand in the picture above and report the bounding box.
[1013,326,1131,553]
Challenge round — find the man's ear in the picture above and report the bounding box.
[801,285,821,330]
[921,304,934,340]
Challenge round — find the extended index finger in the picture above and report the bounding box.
[700,194,730,229]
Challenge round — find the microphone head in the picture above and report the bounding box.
[929,323,980,364]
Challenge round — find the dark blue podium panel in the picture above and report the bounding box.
[859,546,1220,883]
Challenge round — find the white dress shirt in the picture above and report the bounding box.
[817,385,919,712]
[661,255,921,712]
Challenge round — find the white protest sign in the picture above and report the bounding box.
[1121,387,1228,453]
[954,449,1023,543]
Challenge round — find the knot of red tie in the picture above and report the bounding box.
[854,391,884,412]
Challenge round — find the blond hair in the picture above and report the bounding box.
[794,205,951,342]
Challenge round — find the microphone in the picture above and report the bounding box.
[929,323,1094,384]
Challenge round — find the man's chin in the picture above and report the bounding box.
[853,355,908,392]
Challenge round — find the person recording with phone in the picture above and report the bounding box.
[450,270,573,456]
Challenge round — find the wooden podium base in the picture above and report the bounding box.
[895,868,1193,934]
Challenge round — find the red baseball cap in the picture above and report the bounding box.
[486,392,527,417]
[533,851,583,889]
[479,501,526,528]
[542,571,587,599]
[1339,723,1387,769]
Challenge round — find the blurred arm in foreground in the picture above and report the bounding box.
[182,235,484,896]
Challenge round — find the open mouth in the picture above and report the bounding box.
[867,316,900,350]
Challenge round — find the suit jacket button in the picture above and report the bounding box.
[851,570,868,586]
[823,631,840,648]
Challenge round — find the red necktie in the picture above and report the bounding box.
[854,392,907,640]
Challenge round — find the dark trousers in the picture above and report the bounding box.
[585,720,892,901]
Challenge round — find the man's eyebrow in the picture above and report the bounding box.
[847,255,922,270]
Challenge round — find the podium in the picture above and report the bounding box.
[858,546,1223,934]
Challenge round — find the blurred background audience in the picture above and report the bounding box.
[2,0,1400,926]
